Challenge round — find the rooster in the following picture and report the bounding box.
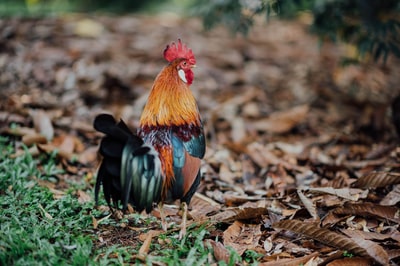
[94,39,205,238]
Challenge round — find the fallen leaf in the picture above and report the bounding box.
[210,206,268,223]
[138,230,156,259]
[223,221,261,256]
[38,203,53,220]
[78,146,98,164]
[76,190,91,204]
[273,220,370,260]
[353,171,400,188]
[297,189,318,220]
[380,184,400,205]
[342,229,389,266]
[306,187,368,201]
[333,202,400,223]
[250,105,309,134]
[37,143,74,161]
[260,252,319,266]
[22,133,48,146]
[54,135,76,154]
[92,215,98,229]
[4,126,36,137]
[208,240,230,264]
[231,117,246,143]
[29,109,54,141]
[326,257,372,266]
[189,193,221,221]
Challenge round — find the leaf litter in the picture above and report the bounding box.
[1,14,400,265]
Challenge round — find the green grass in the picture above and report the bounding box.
[0,136,244,265]
[0,137,88,265]
[0,137,133,265]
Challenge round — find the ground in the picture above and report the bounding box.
[1,14,400,265]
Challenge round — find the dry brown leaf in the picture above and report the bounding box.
[54,135,76,154]
[387,249,400,260]
[263,237,273,252]
[224,194,264,206]
[223,221,261,256]
[37,143,74,161]
[297,189,318,220]
[189,193,221,221]
[22,133,48,146]
[273,220,370,259]
[333,202,400,223]
[306,187,368,201]
[321,211,344,227]
[38,203,53,220]
[69,120,96,133]
[91,215,98,229]
[260,252,319,266]
[326,257,372,266]
[77,146,98,165]
[380,184,400,206]
[379,185,400,206]
[138,230,155,256]
[247,142,306,171]
[353,171,400,188]
[364,143,396,160]
[270,141,305,155]
[250,104,309,134]
[343,158,390,169]
[231,117,246,143]
[0,111,25,124]
[73,136,86,153]
[390,230,400,242]
[4,126,36,137]
[242,102,261,118]
[341,229,392,241]
[213,89,259,121]
[210,206,268,223]
[34,177,66,198]
[219,163,237,185]
[76,190,91,204]
[208,240,230,264]
[342,229,389,265]
[30,109,54,141]
[35,177,56,190]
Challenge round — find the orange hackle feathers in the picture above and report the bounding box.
[163,39,196,65]
[139,60,201,128]
[157,145,174,197]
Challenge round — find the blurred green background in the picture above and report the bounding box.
[0,0,399,62]
[0,0,189,15]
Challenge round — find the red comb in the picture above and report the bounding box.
[163,39,196,65]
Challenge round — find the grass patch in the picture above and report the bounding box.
[0,137,91,265]
[0,136,233,265]
[0,137,131,265]
[150,227,210,265]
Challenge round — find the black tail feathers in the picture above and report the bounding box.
[94,114,163,214]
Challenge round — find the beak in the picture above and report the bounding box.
[191,65,197,68]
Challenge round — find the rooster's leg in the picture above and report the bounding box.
[158,202,168,231]
[179,202,188,240]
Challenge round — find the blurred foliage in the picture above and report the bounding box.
[193,0,400,63]
[0,0,162,16]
